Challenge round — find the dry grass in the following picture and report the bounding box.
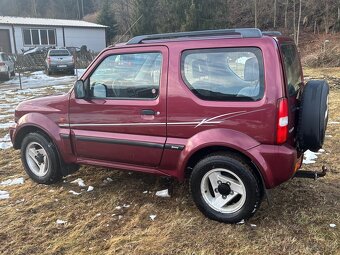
[0,68,339,255]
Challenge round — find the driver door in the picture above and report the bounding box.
[68,46,168,167]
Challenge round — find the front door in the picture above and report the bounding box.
[68,46,168,167]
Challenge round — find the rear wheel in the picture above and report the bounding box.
[4,70,10,81]
[190,153,262,223]
[21,133,62,184]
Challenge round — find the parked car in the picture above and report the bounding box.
[10,29,329,223]
[0,52,15,81]
[45,48,74,75]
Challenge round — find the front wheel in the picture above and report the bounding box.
[190,154,262,223]
[21,133,62,184]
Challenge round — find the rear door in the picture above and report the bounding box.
[68,46,168,167]
[279,42,303,145]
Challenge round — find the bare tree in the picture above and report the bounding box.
[254,0,258,27]
[296,0,302,45]
[273,0,277,27]
[284,0,288,28]
[31,0,38,17]
[293,0,296,43]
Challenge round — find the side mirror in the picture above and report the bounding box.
[74,80,86,99]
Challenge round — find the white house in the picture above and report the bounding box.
[0,16,107,54]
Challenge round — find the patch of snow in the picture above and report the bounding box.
[115,206,122,210]
[118,215,123,220]
[0,177,24,186]
[326,135,333,138]
[329,121,339,124]
[250,224,257,227]
[0,190,10,199]
[56,219,67,225]
[69,190,81,196]
[155,189,171,198]
[329,223,336,228]
[0,122,15,129]
[95,213,101,217]
[70,178,86,187]
[0,114,12,120]
[0,134,12,150]
[87,186,94,192]
[303,150,324,164]
[106,177,113,182]
[123,204,130,208]
[236,219,245,225]
[143,190,148,194]
[149,214,157,221]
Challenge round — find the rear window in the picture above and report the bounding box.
[181,47,264,101]
[280,44,302,96]
[49,50,70,56]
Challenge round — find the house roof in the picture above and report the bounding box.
[0,16,107,28]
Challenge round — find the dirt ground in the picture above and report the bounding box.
[0,68,339,255]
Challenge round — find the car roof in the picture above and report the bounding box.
[110,28,290,50]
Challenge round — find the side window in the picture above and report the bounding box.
[181,47,264,101]
[88,52,162,100]
[280,44,302,97]
[2,54,9,61]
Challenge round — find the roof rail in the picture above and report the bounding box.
[262,31,282,36]
[127,28,262,45]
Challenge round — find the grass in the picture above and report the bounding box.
[0,68,339,255]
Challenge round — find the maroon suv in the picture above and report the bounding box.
[10,29,329,223]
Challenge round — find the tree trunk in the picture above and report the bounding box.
[285,0,288,28]
[293,0,296,43]
[325,1,329,34]
[296,0,302,46]
[31,0,37,17]
[254,0,257,28]
[274,0,277,28]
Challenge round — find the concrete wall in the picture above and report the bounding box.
[64,27,106,52]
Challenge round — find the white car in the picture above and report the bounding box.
[0,52,15,81]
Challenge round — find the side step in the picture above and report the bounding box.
[294,166,328,180]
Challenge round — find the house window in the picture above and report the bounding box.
[22,28,56,46]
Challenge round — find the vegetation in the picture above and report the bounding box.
[0,0,339,45]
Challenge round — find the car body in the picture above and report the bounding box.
[45,48,74,75]
[0,52,15,81]
[10,28,329,223]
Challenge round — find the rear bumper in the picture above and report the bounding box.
[247,143,302,189]
[48,64,74,72]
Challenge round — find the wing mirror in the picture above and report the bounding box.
[74,80,86,99]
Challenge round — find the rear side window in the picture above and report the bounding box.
[49,50,70,56]
[280,44,302,97]
[181,47,264,101]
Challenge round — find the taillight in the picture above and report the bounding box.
[0,62,5,66]
[276,98,288,144]
[47,57,51,64]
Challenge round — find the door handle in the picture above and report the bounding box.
[141,109,155,116]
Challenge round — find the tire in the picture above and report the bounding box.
[297,80,329,152]
[4,71,10,81]
[190,153,262,223]
[21,133,62,184]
